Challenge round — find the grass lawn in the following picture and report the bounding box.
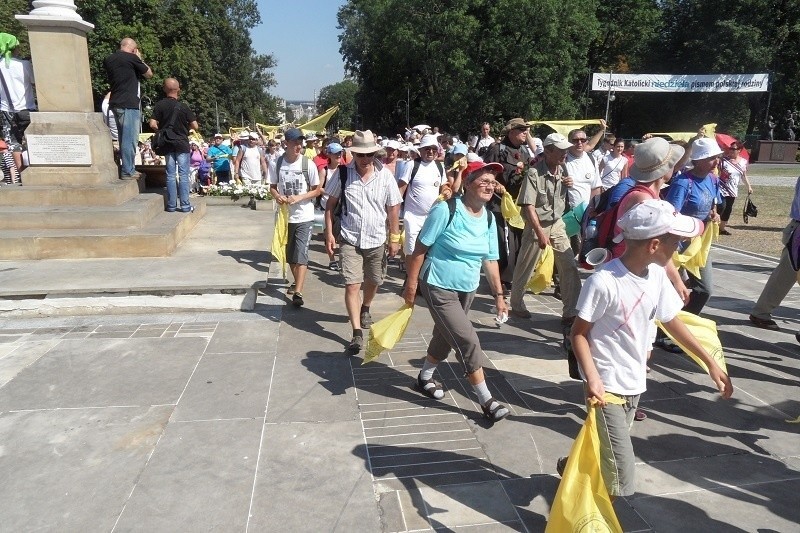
[717,185,793,257]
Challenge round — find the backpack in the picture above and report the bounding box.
[331,164,349,241]
[444,196,492,229]
[275,154,310,190]
[578,183,656,268]
[403,159,445,201]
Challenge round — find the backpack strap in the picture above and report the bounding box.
[275,155,283,178]
[337,164,348,216]
[403,159,422,200]
[301,155,310,190]
[444,197,492,229]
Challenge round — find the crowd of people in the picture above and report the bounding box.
[5,33,798,515]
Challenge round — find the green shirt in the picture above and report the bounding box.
[517,159,568,225]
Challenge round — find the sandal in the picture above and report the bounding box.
[416,373,444,400]
[481,398,509,422]
[655,337,683,354]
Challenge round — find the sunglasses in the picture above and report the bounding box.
[421,146,438,152]
[570,138,588,143]
[354,152,376,158]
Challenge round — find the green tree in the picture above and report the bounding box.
[0,0,279,137]
[0,0,30,57]
[317,79,358,131]
[338,0,600,136]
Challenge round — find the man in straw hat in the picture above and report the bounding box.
[324,130,403,354]
[484,117,536,292]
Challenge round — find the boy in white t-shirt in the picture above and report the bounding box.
[268,128,321,307]
[562,199,733,498]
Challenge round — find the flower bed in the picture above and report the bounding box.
[205,183,272,201]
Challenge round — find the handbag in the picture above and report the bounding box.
[152,102,181,156]
[742,193,758,224]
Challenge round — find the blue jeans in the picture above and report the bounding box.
[112,107,140,177]
[165,151,191,211]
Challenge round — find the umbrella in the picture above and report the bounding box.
[715,133,750,162]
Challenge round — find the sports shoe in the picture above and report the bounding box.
[348,334,364,354]
[748,314,779,331]
[287,283,296,295]
[360,310,373,329]
[509,308,531,319]
[328,261,340,271]
[292,292,304,307]
[634,408,647,421]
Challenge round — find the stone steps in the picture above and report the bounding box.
[0,179,139,207]
[1,199,206,259]
[0,194,165,230]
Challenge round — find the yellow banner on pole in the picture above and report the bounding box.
[528,119,604,138]
[298,106,339,134]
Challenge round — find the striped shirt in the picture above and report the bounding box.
[325,161,402,249]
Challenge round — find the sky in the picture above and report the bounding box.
[252,1,347,102]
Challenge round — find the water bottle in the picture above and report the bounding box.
[585,220,598,239]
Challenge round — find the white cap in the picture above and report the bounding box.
[466,152,484,163]
[543,133,572,150]
[613,199,704,243]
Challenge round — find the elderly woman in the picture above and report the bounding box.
[402,160,510,422]
[663,137,723,317]
[718,141,752,235]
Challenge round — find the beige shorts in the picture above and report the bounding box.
[339,241,387,286]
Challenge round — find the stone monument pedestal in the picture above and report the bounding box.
[0,2,205,260]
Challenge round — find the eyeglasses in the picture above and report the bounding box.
[513,126,528,132]
[474,179,497,188]
[570,138,588,143]
[354,152,376,158]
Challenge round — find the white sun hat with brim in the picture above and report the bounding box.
[613,199,704,243]
[418,134,439,149]
[412,124,431,132]
[629,137,685,183]
[349,130,382,154]
[689,137,723,160]
[386,139,402,150]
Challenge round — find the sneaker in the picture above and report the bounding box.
[556,456,568,477]
[360,310,373,329]
[180,205,195,213]
[328,261,340,271]
[634,408,647,422]
[509,308,531,319]
[292,292,304,307]
[348,334,364,354]
[287,283,296,295]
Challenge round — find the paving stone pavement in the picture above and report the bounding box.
[1,204,799,532]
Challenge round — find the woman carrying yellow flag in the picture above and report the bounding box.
[402,160,511,422]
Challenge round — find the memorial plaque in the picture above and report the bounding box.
[27,134,92,166]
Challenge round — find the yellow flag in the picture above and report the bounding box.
[656,311,727,374]
[528,119,603,139]
[298,106,339,135]
[271,204,289,279]
[546,395,624,533]
[500,191,525,229]
[673,221,717,278]
[526,246,554,294]
[363,305,414,365]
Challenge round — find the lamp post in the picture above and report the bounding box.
[604,70,614,126]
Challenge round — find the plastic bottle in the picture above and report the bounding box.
[585,220,598,239]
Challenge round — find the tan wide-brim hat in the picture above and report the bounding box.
[629,137,685,183]
[349,130,382,153]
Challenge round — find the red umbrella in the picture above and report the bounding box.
[715,133,749,162]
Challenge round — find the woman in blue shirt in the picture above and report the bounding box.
[664,137,722,316]
[403,161,510,422]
